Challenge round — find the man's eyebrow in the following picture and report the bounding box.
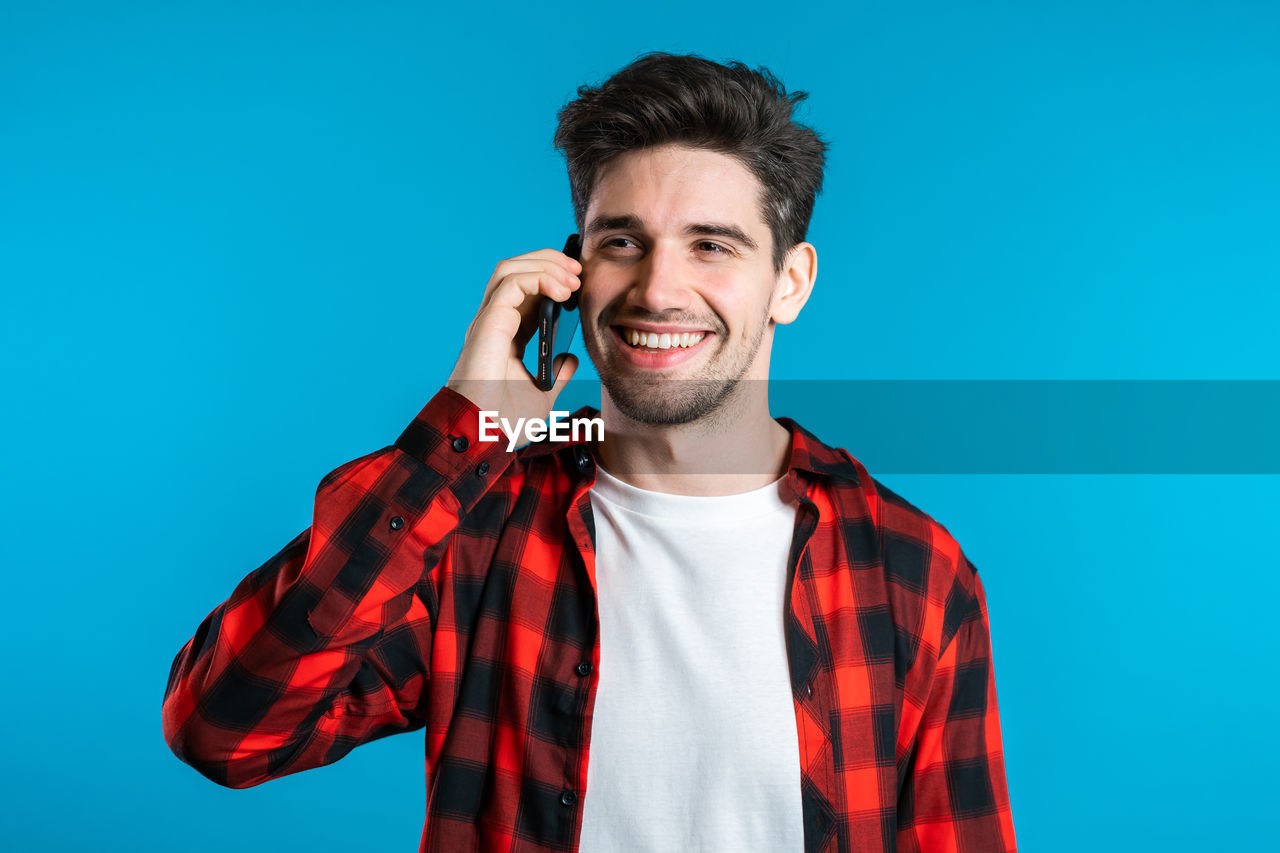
[684,222,758,252]
[585,215,759,252]
[585,214,642,235]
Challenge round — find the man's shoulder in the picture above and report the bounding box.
[867,476,966,560]
[792,419,980,598]
[862,473,984,643]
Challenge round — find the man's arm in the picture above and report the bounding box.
[897,568,1018,852]
[161,387,510,788]
[162,246,582,788]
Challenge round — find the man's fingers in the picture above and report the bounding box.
[483,252,583,300]
[481,263,581,307]
[484,270,577,314]
[496,247,584,271]
[449,248,585,414]
[468,271,566,353]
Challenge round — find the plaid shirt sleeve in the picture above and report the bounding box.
[161,387,513,788]
[897,557,1017,853]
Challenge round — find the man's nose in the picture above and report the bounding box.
[626,241,692,313]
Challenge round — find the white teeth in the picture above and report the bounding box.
[622,328,707,349]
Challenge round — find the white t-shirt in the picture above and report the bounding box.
[577,463,805,852]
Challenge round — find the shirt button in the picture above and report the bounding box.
[575,661,592,677]
[805,682,814,698]
[451,435,469,453]
[575,448,592,470]
[476,461,490,477]
[389,516,404,531]
[560,790,577,808]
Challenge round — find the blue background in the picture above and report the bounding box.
[3,1,1277,850]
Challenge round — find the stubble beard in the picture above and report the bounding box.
[586,307,771,427]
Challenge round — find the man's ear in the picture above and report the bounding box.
[770,242,817,324]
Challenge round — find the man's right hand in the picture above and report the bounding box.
[446,248,583,424]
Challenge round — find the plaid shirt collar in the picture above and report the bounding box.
[520,406,862,502]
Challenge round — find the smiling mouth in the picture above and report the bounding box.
[614,326,708,351]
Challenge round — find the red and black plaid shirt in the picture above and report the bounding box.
[163,387,1017,852]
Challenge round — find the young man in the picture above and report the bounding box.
[163,53,1017,853]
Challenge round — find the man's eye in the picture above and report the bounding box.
[603,237,639,249]
[697,241,729,254]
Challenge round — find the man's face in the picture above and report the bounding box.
[577,144,785,425]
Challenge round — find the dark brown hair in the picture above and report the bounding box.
[554,52,827,271]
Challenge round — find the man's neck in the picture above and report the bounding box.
[594,387,792,496]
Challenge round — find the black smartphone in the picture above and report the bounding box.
[532,233,582,391]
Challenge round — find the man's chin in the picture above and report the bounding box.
[600,375,741,427]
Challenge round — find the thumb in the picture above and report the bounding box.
[548,353,579,398]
